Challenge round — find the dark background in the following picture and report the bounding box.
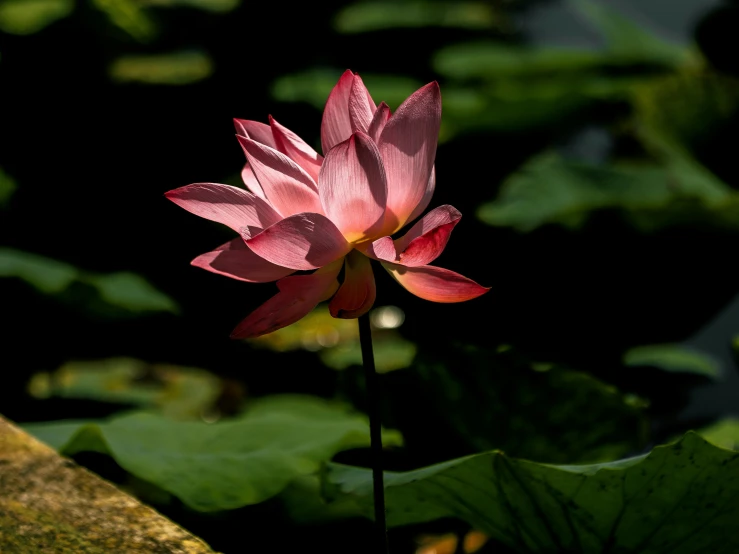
[1,0,738,551]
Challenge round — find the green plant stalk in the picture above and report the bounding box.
[358,312,389,554]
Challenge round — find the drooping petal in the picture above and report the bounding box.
[348,74,377,135]
[241,163,266,199]
[329,250,376,318]
[165,183,281,235]
[319,132,387,242]
[246,212,351,270]
[192,239,295,283]
[367,102,391,142]
[321,69,355,154]
[405,166,436,225]
[233,119,277,148]
[382,263,489,303]
[379,82,442,234]
[269,116,323,183]
[230,260,342,339]
[393,204,461,267]
[237,135,323,218]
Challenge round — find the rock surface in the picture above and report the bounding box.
[0,415,218,553]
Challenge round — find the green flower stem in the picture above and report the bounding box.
[358,312,389,554]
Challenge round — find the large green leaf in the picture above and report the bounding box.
[324,432,739,553]
[376,345,647,465]
[25,395,402,512]
[0,248,178,315]
[696,418,739,451]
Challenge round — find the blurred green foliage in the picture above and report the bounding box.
[27,358,222,419]
[0,0,73,35]
[333,1,504,33]
[248,305,416,372]
[624,344,720,378]
[0,248,178,316]
[0,166,16,206]
[108,50,213,84]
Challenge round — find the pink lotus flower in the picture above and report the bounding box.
[166,70,488,338]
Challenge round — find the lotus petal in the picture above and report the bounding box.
[246,212,351,270]
[382,262,489,303]
[191,238,295,283]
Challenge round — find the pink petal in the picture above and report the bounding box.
[406,166,436,225]
[269,116,324,183]
[230,260,343,339]
[382,263,489,303]
[241,163,266,199]
[362,236,396,262]
[329,250,376,318]
[191,238,295,283]
[233,119,277,148]
[393,204,461,267]
[318,132,387,242]
[349,74,377,135]
[379,82,441,233]
[367,102,391,142]
[321,69,355,154]
[165,183,281,235]
[246,212,351,270]
[237,135,323,218]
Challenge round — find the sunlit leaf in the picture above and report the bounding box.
[142,0,240,12]
[0,167,16,207]
[334,1,502,34]
[624,344,720,379]
[0,0,73,35]
[26,395,403,511]
[696,418,739,451]
[109,50,213,85]
[91,0,156,42]
[324,432,739,553]
[27,358,223,419]
[0,248,178,315]
[271,68,423,111]
[249,304,416,373]
[320,335,416,373]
